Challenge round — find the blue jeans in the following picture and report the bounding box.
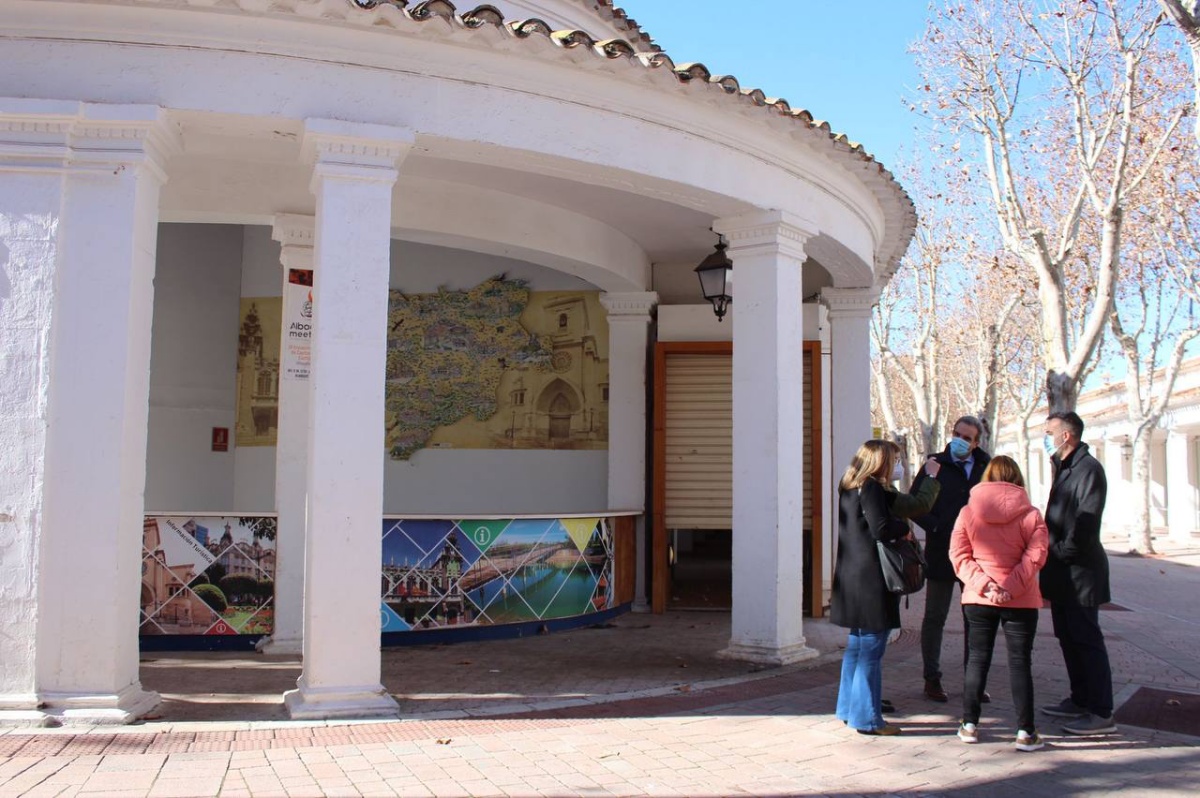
[836,629,890,731]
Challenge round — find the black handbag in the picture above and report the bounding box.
[877,535,926,595]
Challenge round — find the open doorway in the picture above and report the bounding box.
[652,341,823,616]
[667,529,731,610]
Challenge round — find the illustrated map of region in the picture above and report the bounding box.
[384,277,554,459]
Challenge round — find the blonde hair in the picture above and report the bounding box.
[981,455,1025,489]
[839,439,896,491]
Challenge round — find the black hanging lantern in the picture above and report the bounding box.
[694,235,732,321]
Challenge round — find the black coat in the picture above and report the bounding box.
[910,446,991,581]
[1039,443,1110,607]
[830,479,911,631]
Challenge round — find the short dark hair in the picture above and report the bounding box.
[953,415,984,442]
[1048,411,1085,440]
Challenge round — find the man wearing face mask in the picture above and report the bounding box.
[909,416,990,703]
[1038,411,1116,735]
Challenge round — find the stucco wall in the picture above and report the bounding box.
[146,223,242,512]
[146,224,609,515]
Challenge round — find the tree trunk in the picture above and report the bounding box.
[1127,428,1157,554]
[1045,370,1079,414]
[918,421,937,460]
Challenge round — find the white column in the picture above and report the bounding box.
[821,286,880,521]
[261,214,315,657]
[283,120,411,720]
[599,292,658,611]
[1167,430,1198,542]
[0,100,178,725]
[715,210,818,665]
[1150,431,1168,530]
[818,304,834,606]
[1103,436,1133,533]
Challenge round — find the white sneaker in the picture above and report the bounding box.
[1015,730,1045,752]
[958,722,979,743]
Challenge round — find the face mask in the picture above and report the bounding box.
[948,437,971,460]
[1043,433,1062,457]
[891,462,905,482]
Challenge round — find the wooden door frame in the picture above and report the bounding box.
[650,341,823,616]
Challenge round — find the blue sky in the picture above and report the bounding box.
[621,1,928,171]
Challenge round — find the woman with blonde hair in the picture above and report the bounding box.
[832,440,939,735]
[949,455,1049,751]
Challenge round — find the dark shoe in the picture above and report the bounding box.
[981,690,992,703]
[924,678,948,702]
[857,723,901,736]
[881,699,896,714]
[1041,697,1088,718]
[1062,714,1117,736]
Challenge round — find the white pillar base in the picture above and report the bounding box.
[12,685,161,726]
[283,685,399,721]
[257,636,304,657]
[0,710,54,728]
[718,640,819,667]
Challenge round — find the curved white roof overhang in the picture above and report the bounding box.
[0,0,915,290]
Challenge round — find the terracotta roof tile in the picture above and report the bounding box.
[153,1,919,272]
[346,1,916,272]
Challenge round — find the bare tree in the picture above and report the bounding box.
[872,225,947,461]
[1159,1,1200,150]
[917,0,1187,412]
[1003,358,1048,490]
[1110,141,1200,553]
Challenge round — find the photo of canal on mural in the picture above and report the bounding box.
[380,517,614,633]
[140,515,617,645]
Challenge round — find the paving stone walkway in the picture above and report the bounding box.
[2,537,1198,796]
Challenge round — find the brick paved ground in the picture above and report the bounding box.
[2,535,1198,797]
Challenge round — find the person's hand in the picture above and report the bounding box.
[984,582,1012,604]
[924,457,941,478]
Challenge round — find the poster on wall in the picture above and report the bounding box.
[140,516,276,637]
[235,298,282,447]
[385,277,610,460]
[379,517,614,632]
[281,269,313,381]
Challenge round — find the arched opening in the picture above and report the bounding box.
[549,393,572,440]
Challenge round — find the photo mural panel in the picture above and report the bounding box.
[140,516,276,637]
[236,299,282,447]
[380,517,615,632]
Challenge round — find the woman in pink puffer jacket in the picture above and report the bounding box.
[949,455,1049,751]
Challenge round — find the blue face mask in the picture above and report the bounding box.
[948,437,971,460]
[1043,433,1062,457]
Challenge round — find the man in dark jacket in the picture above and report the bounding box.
[1039,411,1116,735]
[910,415,990,702]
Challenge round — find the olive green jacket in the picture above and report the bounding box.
[884,478,940,520]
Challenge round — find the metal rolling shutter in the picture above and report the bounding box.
[663,354,732,529]
[663,351,814,533]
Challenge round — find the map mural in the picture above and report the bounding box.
[386,278,609,459]
[140,515,276,637]
[234,278,610,458]
[380,517,615,632]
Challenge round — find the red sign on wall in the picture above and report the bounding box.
[211,427,229,452]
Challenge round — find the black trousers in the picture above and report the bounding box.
[1050,603,1114,717]
[963,604,1039,732]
